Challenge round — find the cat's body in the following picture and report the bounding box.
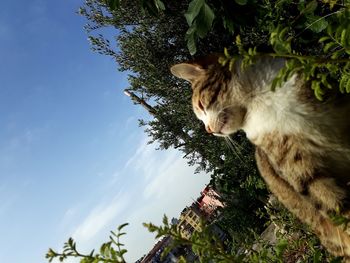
[171,56,350,260]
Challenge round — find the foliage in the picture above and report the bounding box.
[79,0,266,213]
[184,0,215,55]
[144,215,240,262]
[143,209,344,263]
[47,208,346,263]
[259,201,344,263]
[46,223,128,263]
[215,1,350,100]
[85,0,350,99]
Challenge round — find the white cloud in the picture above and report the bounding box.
[143,155,182,199]
[123,134,181,183]
[59,208,78,232]
[123,160,210,262]
[118,137,210,261]
[72,193,129,243]
[123,135,150,170]
[58,132,210,262]
[143,155,209,205]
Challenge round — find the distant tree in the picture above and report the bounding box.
[79,0,268,211]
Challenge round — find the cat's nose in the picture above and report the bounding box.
[205,125,213,133]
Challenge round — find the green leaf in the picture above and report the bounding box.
[186,25,197,55]
[346,77,350,93]
[301,0,317,15]
[117,223,129,231]
[273,42,291,54]
[195,3,215,38]
[323,42,338,52]
[312,80,324,101]
[340,74,349,93]
[218,56,228,66]
[224,47,230,57]
[270,26,292,54]
[229,58,236,71]
[275,239,288,258]
[234,0,248,5]
[313,249,322,263]
[117,232,126,237]
[331,49,343,59]
[184,0,205,26]
[222,17,235,33]
[162,215,169,225]
[306,15,328,33]
[340,28,350,47]
[154,0,165,11]
[319,36,330,43]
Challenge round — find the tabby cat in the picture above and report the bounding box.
[171,55,350,260]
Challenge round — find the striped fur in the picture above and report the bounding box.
[256,147,350,261]
[171,55,350,259]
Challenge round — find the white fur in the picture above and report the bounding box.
[243,75,310,141]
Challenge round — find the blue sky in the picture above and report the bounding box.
[0,0,210,262]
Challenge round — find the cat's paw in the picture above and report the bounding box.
[308,177,348,213]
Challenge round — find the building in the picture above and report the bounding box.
[139,186,226,262]
[139,236,177,263]
[178,204,204,239]
[196,186,225,220]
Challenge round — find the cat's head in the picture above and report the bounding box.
[170,56,247,136]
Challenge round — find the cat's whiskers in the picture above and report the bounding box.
[227,136,245,152]
[227,136,244,158]
[223,136,246,165]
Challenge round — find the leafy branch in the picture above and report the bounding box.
[184,0,215,55]
[144,215,240,262]
[144,214,343,263]
[46,223,129,263]
[218,3,350,101]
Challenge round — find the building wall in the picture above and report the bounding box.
[178,205,203,239]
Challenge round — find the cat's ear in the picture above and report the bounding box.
[170,63,205,83]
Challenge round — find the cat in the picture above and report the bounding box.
[170,55,350,260]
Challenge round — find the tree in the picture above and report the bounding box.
[79,0,267,195]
